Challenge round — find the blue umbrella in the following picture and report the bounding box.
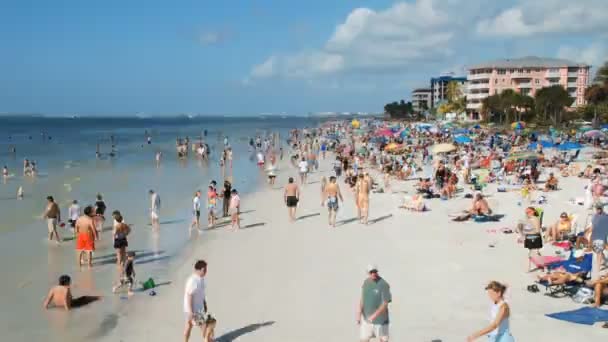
[454,135,472,144]
[528,140,555,149]
[557,142,582,151]
[453,128,469,134]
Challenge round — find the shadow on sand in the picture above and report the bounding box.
[92,250,165,266]
[369,214,393,224]
[242,222,266,230]
[72,295,101,308]
[297,213,320,221]
[216,321,275,342]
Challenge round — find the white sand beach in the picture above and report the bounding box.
[94,154,608,341]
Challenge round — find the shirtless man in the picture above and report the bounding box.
[324,176,343,227]
[75,206,98,267]
[356,174,371,224]
[470,193,491,215]
[43,275,72,311]
[284,177,300,222]
[43,196,62,243]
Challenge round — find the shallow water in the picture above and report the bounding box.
[0,115,319,340]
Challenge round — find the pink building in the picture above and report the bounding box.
[467,56,590,118]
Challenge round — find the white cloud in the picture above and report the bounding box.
[250,56,277,78]
[477,0,608,37]
[557,42,608,67]
[249,0,455,79]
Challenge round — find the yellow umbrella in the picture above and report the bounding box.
[384,143,401,151]
[431,143,456,154]
[351,119,360,129]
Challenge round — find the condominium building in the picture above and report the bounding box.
[430,75,467,108]
[467,56,590,117]
[411,88,432,113]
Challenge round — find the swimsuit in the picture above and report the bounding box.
[76,231,95,251]
[286,196,299,207]
[327,196,339,211]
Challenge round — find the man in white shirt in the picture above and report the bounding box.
[190,191,201,230]
[184,260,208,342]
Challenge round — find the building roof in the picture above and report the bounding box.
[412,88,432,93]
[431,76,467,83]
[469,56,589,70]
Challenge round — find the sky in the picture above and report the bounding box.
[1,0,607,116]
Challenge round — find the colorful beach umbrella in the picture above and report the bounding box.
[431,143,456,154]
[584,130,606,139]
[375,129,394,137]
[511,121,525,130]
[351,119,360,129]
[384,143,401,151]
[557,142,582,151]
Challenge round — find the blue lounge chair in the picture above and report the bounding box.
[537,252,592,298]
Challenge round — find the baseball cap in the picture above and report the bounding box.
[367,264,378,273]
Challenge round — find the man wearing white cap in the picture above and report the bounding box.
[357,264,392,342]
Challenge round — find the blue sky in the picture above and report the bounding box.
[1,0,607,115]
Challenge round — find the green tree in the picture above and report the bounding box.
[595,60,608,85]
[446,81,465,114]
[585,83,608,126]
[481,94,503,123]
[535,85,574,126]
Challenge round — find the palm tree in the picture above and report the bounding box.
[595,60,608,85]
[585,84,608,126]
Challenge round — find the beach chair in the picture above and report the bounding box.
[537,253,592,298]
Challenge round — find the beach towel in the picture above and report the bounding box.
[546,307,608,325]
[530,255,563,269]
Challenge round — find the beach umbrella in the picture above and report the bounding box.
[579,125,593,132]
[453,128,469,134]
[384,143,401,151]
[375,129,394,137]
[584,130,606,139]
[351,119,360,129]
[454,135,472,144]
[399,129,410,138]
[471,124,481,129]
[528,141,554,150]
[557,142,583,151]
[431,143,456,154]
[507,152,541,161]
[511,121,525,130]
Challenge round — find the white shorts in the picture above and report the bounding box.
[360,320,389,341]
[47,218,58,233]
[150,210,159,220]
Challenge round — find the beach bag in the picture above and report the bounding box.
[143,278,156,290]
[524,233,543,249]
[572,287,595,304]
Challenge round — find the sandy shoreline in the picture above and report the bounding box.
[94,153,607,341]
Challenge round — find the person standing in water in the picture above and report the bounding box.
[229,189,241,231]
[222,180,232,218]
[43,196,62,243]
[68,200,81,233]
[324,176,343,228]
[206,185,218,229]
[191,191,201,230]
[467,281,514,342]
[149,190,161,228]
[75,206,98,267]
[284,177,300,222]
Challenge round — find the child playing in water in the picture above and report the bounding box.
[112,251,136,296]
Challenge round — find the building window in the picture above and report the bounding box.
[509,69,515,73]
[494,79,498,84]
[518,69,524,73]
[535,79,540,84]
[497,69,506,75]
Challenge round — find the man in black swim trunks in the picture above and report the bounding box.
[95,193,106,233]
[284,177,300,222]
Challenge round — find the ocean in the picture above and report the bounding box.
[0,115,322,341]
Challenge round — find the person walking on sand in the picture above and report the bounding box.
[113,214,131,266]
[149,190,161,228]
[184,260,209,342]
[68,200,81,233]
[284,177,300,222]
[229,189,241,231]
[75,206,98,267]
[298,157,309,185]
[191,191,202,230]
[324,176,343,228]
[467,281,514,342]
[43,196,62,243]
[222,180,232,218]
[207,185,218,228]
[357,264,392,342]
[356,174,371,224]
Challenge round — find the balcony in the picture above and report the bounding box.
[568,71,579,77]
[510,72,532,79]
[468,83,490,90]
[467,93,489,100]
[467,102,482,109]
[468,73,491,81]
[568,82,578,88]
[517,82,532,88]
[546,71,560,78]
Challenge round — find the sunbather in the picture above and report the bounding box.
[537,250,591,285]
[544,173,559,191]
[400,194,426,212]
[452,193,491,221]
[545,212,572,242]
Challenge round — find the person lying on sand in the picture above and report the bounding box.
[400,194,426,212]
[544,173,559,192]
